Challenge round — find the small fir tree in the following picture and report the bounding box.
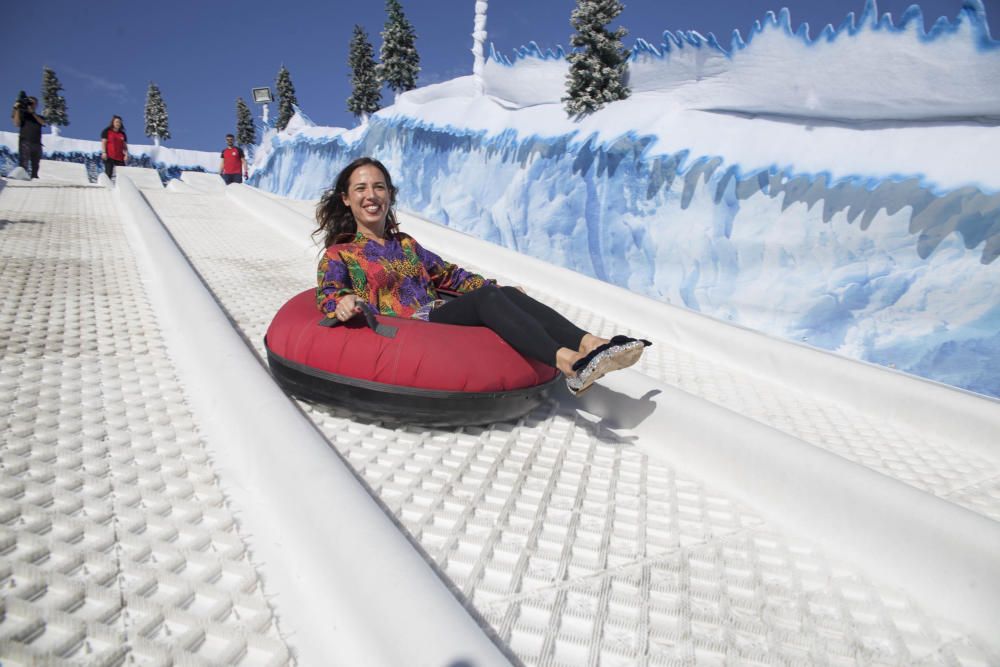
[347,25,381,123]
[379,0,420,99]
[143,82,170,145]
[563,0,631,117]
[235,97,256,146]
[275,65,299,131]
[41,67,69,135]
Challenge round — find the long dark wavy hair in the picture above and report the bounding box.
[314,157,400,248]
[104,115,125,134]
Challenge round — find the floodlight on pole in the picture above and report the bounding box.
[252,86,274,124]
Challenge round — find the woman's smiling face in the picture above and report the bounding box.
[341,164,389,232]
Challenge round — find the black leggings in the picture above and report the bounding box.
[429,285,587,367]
[104,158,125,178]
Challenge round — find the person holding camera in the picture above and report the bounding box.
[100,115,128,179]
[11,92,46,179]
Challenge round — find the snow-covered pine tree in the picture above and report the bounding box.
[563,0,631,117]
[143,82,170,146]
[275,65,299,131]
[347,25,381,123]
[236,97,256,147]
[40,67,69,135]
[378,0,420,100]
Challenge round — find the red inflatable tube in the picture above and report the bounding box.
[264,290,561,426]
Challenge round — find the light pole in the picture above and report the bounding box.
[252,87,274,125]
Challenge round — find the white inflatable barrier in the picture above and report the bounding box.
[113,175,514,667]
[180,170,225,192]
[5,166,30,181]
[37,159,88,184]
[115,166,163,189]
[225,183,318,248]
[165,178,197,193]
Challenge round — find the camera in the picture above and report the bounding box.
[13,90,30,111]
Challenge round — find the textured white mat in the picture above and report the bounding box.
[0,180,289,665]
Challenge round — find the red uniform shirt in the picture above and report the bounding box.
[221,146,245,174]
[101,128,127,161]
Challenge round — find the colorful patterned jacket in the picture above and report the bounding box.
[317,231,493,321]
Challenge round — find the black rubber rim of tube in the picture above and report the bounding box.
[265,337,561,427]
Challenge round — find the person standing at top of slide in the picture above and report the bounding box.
[11,92,45,179]
[100,115,128,178]
[220,133,247,184]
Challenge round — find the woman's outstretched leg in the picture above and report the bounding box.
[495,286,602,353]
[430,285,575,369]
[430,285,650,395]
[502,285,652,394]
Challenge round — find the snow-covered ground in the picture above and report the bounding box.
[251,0,1000,399]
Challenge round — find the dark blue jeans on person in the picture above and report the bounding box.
[18,139,42,179]
[429,285,586,366]
[222,173,243,184]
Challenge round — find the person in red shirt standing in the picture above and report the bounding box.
[220,133,247,184]
[100,115,128,178]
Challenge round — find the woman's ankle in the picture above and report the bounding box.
[578,333,608,355]
[556,347,582,376]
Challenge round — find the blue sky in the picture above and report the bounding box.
[6,0,996,152]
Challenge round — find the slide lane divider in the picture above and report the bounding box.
[114,175,514,667]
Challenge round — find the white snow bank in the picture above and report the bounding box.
[388,81,999,195]
[485,0,1000,121]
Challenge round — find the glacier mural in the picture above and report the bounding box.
[250,0,1000,399]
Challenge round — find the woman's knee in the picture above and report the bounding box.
[475,283,503,308]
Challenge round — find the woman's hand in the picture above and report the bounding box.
[335,294,362,321]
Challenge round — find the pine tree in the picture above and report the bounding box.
[144,82,170,145]
[40,67,69,135]
[347,25,382,123]
[236,97,256,146]
[563,0,631,117]
[275,65,299,131]
[379,0,420,99]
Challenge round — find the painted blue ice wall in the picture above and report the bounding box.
[251,117,1000,398]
